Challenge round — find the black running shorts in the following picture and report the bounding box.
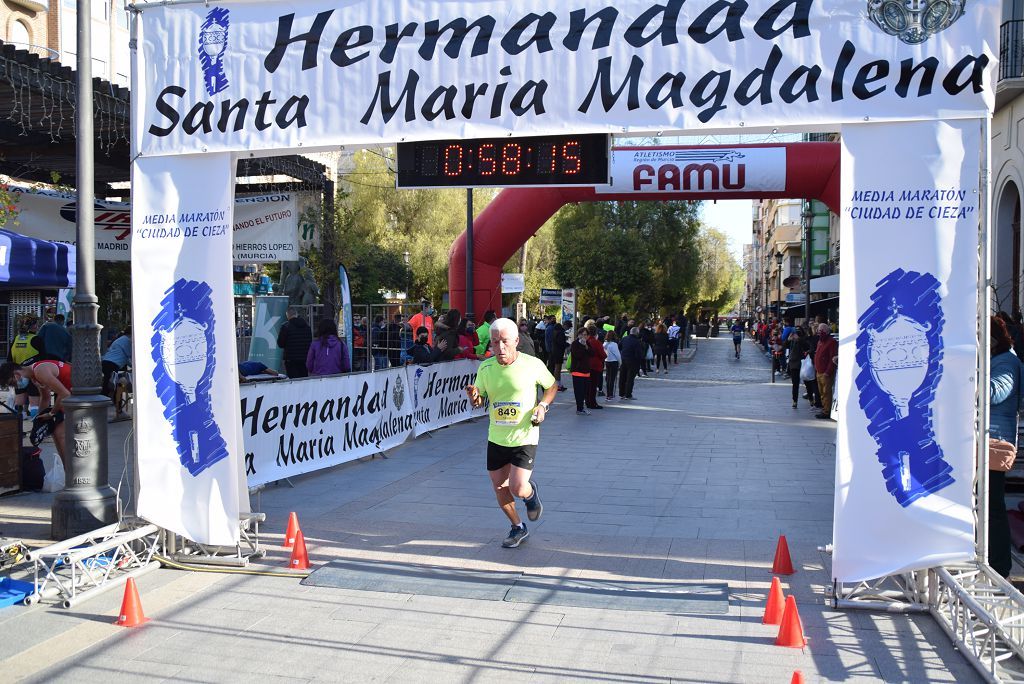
[487,442,537,471]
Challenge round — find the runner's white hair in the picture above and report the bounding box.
[489,317,519,340]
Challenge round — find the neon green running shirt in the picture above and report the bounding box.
[474,353,555,447]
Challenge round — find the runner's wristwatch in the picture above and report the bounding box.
[537,402,550,410]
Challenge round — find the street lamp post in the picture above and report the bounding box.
[53,0,117,538]
[775,249,784,322]
[763,266,769,323]
[802,204,814,325]
[403,250,411,305]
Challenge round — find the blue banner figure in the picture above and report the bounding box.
[151,278,229,476]
[855,269,953,507]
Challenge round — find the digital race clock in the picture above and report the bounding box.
[396,133,610,189]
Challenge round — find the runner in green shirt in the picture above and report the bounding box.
[466,317,557,548]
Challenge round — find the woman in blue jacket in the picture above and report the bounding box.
[989,316,1020,578]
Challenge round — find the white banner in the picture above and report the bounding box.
[12,187,297,262]
[241,367,417,486]
[134,0,998,157]
[598,146,785,194]
[131,153,245,546]
[501,273,525,294]
[832,119,979,582]
[411,359,486,436]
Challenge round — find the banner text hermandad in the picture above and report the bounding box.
[240,361,485,487]
[134,0,998,157]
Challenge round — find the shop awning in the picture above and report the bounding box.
[0,228,75,289]
[781,295,839,318]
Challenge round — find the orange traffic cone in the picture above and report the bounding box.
[288,530,310,570]
[772,535,795,575]
[762,576,786,625]
[114,577,150,627]
[283,512,301,549]
[790,671,806,684]
[775,596,807,648]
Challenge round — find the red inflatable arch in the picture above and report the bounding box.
[448,142,840,317]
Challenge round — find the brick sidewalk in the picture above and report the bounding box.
[0,337,979,682]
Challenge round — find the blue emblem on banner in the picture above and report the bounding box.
[198,7,230,96]
[855,269,952,507]
[151,278,229,477]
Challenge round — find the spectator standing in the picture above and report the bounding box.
[434,309,462,362]
[8,318,37,366]
[653,324,670,373]
[517,320,537,356]
[386,313,406,367]
[408,326,447,364]
[813,324,838,419]
[456,319,481,360]
[475,310,497,356]
[276,307,313,378]
[786,329,810,409]
[618,327,643,400]
[678,313,690,349]
[34,314,72,362]
[615,314,630,339]
[306,319,350,376]
[667,318,681,363]
[989,316,1019,578]
[603,330,621,401]
[584,321,606,408]
[8,318,39,415]
[408,303,435,345]
[546,319,568,391]
[101,326,132,397]
[371,315,389,370]
[569,327,592,414]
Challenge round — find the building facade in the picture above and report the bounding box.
[1,0,129,86]
[993,1,1024,317]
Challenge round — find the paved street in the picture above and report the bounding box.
[0,336,980,682]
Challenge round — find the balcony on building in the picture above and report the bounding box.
[999,19,1024,109]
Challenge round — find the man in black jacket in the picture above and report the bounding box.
[619,327,644,400]
[545,320,568,391]
[276,307,312,378]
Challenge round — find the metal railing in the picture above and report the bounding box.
[1001,20,1024,81]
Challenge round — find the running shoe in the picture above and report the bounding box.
[576,409,591,415]
[525,482,543,521]
[502,524,529,548]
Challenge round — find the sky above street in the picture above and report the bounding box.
[701,199,753,263]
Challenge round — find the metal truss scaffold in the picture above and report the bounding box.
[165,512,265,568]
[24,520,161,609]
[832,563,1024,683]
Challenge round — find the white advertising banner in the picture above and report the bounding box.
[134,0,997,157]
[410,359,486,436]
[131,153,244,546]
[12,187,297,262]
[232,194,299,262]
[241,367,417,487]
[598,146,785,195]
[832,119,980,582]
